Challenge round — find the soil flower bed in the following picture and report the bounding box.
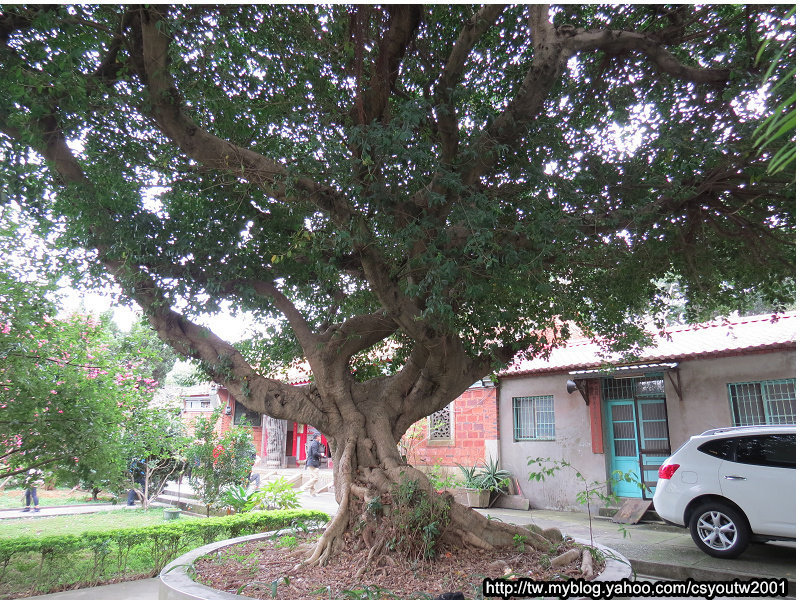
[193,531,603,599]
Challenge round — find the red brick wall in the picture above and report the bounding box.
[182,411,226,437]
[218,388,233,434]
[405,386,498,468]
[182,389,264,457]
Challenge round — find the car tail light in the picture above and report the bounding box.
[658,464,680,479]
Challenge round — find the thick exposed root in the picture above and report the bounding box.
[442,496,563,553]
[551,548,581,568]
[299,508,343,568]
[302,440,565,568]
[581,549,593,578]
[355,534,387,578]
[302,439,356,568]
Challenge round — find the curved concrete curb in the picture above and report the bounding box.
[160,531,275,600]
[160,533,632,600]
[575,537,633,583]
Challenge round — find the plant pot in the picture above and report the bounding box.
[446,487,491,508]
[163,508,182,520]
[464,488,491,508]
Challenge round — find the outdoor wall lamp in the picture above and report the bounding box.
[566,379,590,405]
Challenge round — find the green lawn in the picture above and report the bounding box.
[0,507,187,539]
[0,507,203,597]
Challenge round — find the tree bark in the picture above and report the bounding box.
[301,386,555,567]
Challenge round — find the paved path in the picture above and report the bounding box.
[0,503,131,519]
[27,579,160,600]
[474,505,796,585]
[15,492,796,599]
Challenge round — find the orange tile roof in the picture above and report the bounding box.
[504,313,797,377]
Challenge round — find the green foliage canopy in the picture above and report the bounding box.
[0,5,794,433]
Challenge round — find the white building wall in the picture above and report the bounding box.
[498,372,606,511]
[498,348,796,511]
[663,349,796,447]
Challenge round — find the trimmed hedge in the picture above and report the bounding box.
[0,508,328,598]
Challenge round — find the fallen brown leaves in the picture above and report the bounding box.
[193,531,602,599]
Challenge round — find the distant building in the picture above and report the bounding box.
[180,383,329,468]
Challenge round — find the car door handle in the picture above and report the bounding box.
[724,475,747,480]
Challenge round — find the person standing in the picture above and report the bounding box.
[300,433,323,496]
[22,468,44,512]
[126,459,145,506]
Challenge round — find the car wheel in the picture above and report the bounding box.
[689,502,751,559]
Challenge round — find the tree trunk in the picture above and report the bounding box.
[303,406,558,569]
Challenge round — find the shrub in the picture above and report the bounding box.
[250,477,301,511]
[0,509,328,597]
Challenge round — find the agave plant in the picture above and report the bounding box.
[455,463,482,488]
[476,458,512,493]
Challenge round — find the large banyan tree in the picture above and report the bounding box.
[0,5,794,562]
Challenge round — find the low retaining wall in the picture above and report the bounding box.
[159,532,632,600]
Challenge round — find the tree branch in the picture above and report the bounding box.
[567,28,730,84]
[131,7,349,219]
[354,5,422,125]
[461,8,731,187]
[91,8,136,85]
[462,6,567,186]
[249,281,320,360]
[435,5,506,163]
[319,311,398,363]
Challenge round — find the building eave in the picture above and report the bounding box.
[501,341,796,379]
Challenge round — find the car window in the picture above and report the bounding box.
[698,438,736,461]
[734,434,796,469]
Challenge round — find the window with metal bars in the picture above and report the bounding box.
[728,379,796,426]
[428,403,453,441]
[513,395,555,441]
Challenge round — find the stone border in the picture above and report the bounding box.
[159,533,632,600]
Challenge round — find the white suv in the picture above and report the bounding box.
[653,425,795,558]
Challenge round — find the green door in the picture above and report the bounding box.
[637,398,671,498]
[604,376,671,499]
[607,400,642,497]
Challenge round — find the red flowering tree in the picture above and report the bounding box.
[0,271,174,486]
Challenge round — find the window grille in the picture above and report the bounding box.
[603,374,664,400]
[513,396,555,441]
[602,378,634,400]
[729,379,796,426]
[428,404,453,440]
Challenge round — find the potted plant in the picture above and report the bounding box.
[477,457,512,507]
[453,464,491,508]
[450,460,513,508]
[163,507,182,520]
